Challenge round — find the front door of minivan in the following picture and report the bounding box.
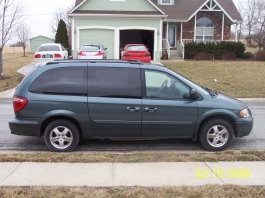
[142,69,198,138]
[87,66,142,137]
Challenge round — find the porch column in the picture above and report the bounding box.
[235,23,238,41]
[181,22,183,41]
[166,22,169,42]
[222,13,224,41]
[194,14,197,40]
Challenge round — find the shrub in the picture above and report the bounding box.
[194,52,213,60]
[222,52,236,60]
[241,52,254,59]
[255,50,265,61]
[184,41,245,59]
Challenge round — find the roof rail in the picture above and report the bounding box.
[45,59,143,65]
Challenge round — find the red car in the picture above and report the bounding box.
[121,44,151,63]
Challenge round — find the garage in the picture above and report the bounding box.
[120,30,155,60]
[79,29,115,59]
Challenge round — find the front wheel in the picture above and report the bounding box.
[44,119,80,152]
[199,119,234,151]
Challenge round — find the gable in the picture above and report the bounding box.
[76,0,159,12]
[150,0,242,22]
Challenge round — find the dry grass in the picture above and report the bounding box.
[0,150,264,163]
[0,185,265,198]
[0,53,34,92]
[163,61,265,98]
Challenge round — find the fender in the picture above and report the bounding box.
[192,109,238,140]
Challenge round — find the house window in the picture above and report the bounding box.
[196,17,214,41]
[161,0,171,5]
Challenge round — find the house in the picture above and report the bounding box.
[29,35,54,53]
[68,0,242,61]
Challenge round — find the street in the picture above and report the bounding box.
[0,98,264,152]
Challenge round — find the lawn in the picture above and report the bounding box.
[163,60,265,98]
[1,185,265,198]
[0,53,34,92]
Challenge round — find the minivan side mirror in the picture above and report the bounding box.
[190,89,199,100]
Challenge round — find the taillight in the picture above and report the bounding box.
[77,51,85,56]
[54,53,62,58]
[94,51,104,56]
[35,54,41,58]
[144,52,150,56]
[123,52,130,57]
[13,96,28,112]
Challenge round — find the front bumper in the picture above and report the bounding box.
[9,118,42,137]
[236,117,253,137]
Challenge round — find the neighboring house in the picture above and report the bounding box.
[68,0,242,61]
[30,36,54,53]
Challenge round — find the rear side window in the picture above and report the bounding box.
[88,67,141,98]
[38,45,60,52]
[29,67,87,95]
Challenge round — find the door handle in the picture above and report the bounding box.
[144,107,157,112]
[127,107,140,112]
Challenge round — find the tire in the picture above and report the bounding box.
[44,119,80,152]
[199,119,234,151]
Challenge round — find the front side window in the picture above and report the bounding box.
[145,70,190,99]
[87,67,141,98]
[29,67,87,95]
[196,17,214,41]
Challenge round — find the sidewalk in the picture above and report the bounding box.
[1,162,265,187]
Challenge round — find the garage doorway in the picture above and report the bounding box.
[120,30,154,60]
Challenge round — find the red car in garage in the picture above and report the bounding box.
[121,44,151,63]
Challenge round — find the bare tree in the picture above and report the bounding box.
[251,1,265,50]
[16,23,30,57]
[0,0,24,78]
[241,0,260,46]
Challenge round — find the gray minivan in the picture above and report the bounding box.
[9,60,253,152]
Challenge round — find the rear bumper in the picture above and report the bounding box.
[9,118,42,137]
[77,56,103,59]
[122,57,150,63]
[236,117,253,137]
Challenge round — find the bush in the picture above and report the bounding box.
[184,41,246,59]
[241,52,254,59]
[194,52,213,60]
[222,52,236,60]
[255,50,265,61]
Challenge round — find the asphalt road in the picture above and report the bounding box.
[0,98,264,152]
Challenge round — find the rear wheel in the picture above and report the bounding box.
[199,119,234,151]
[44,119,79,152]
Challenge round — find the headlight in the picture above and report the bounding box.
[240,109,250,117]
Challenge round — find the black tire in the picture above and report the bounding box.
[199,119,234,151]
[44,119,80,152]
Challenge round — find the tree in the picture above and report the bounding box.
[55,19,69,49]
[0,0,24,78]
[16,23,30,57]
[51,5,73,52]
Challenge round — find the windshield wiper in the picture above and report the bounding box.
[201,86,217,97]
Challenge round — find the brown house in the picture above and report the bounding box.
[70,0,242,60]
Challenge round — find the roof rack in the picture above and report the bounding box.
[46,59,143,65]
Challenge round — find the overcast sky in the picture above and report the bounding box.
[20,0,240,42]
[22,0,75,40]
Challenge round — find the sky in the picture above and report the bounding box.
[22,0,75,40]
[20,0,240,42]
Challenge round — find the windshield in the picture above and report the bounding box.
[38,45,60,52]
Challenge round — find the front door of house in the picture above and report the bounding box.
[168,25,176,48]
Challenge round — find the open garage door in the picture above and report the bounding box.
[120,30,154,60]
[80,29,115,59]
